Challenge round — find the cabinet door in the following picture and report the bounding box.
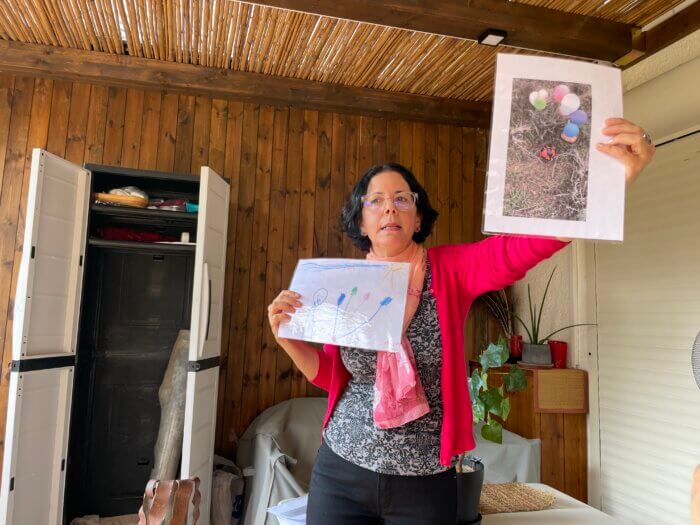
[182,166,229,524]
[0,149,90,525]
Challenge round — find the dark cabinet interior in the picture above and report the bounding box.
[65,165,200,521]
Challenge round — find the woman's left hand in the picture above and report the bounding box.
[597,117,656,185]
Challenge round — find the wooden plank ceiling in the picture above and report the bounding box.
[0,0,690,105]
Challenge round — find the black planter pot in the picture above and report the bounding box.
[456,457,484,525]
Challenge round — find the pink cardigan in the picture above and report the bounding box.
[310,235,570,466]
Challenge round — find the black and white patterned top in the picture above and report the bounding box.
[323,259,447,475]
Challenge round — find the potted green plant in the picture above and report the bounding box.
[456,337,528,524]
[513,266,595,366]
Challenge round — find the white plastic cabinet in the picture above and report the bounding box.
[182,167,229,524]
[0,150,90,525]
[0,151,229,525]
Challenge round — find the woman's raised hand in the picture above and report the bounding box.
[267,290,302,340]
[597,117,656,185]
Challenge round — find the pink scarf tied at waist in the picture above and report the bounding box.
[367,242,430,429]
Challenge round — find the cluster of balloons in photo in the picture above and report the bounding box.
[528,84,588,145]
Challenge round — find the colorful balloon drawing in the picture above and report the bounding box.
[559,93,580,116]
[339,296,393,338]
[553,84,570,102]
[568,109,588,126]
[533,98,547,111]
[332,291,347,339]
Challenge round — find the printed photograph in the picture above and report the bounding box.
[503,78,592,221]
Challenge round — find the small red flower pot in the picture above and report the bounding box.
[510,335,523,359]
[548,340,568,369]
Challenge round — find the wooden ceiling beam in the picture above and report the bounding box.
[0,40,491,128]
[239,0,637,62]
[619,1,700,69]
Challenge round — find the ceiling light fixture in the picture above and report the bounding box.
[478,29,507,46]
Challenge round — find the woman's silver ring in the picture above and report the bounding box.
[642,131,653,146]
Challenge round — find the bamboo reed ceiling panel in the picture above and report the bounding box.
[0,73,491,464]
[513,0,688,27]
[0,1,684,103]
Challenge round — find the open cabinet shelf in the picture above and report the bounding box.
[91,203,198,223]
[88,237,197,253]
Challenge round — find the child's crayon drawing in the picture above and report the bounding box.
[277,259,409,352]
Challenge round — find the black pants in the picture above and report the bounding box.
[307,441,457,525]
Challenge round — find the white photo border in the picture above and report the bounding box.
[483,53,625,241]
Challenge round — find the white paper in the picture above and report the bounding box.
[277,258,409,352]
[267,494,308,525]
[483,53,625,241]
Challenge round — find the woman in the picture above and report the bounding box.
[267,118,655,524]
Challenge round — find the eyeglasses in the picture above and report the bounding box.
[361,191,418,212]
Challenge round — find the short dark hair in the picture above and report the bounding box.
[340,163,438,252]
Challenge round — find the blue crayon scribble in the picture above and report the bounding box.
[304,288,328,337]
[338,296,393,339]
[332,291,347,339]
[300,262,388,272]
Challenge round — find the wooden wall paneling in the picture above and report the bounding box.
[398,120,413,170]
[473,129,487,241]
[0,77,15,189]
[84,84,109,165]
[274,107,303,405]
[385,118,399,163]
[305,111,333,397]
[292,109,317,398]
[45,80,71,157]
[216,100,244,454]
[0,76,35,452]
[240,105,274,432]
[436,125,450,246]
[102,86,127,166]
[342,115,360,259]
[173,94,195,173]
[223,103,259,446]
[423,123,438,249]
[461,128,475,242]
[191,95,212,173]
[138,90,163,170]
[410,122,425,187]
[448,125,462,244]
[258,106,289,412]
[358,116,372,182]
[313,111,332,260]
[539,413,566,489]
[155,93,179,172]
[120,88,145,167]
[564,413,588,502]
[64,82,91,165]
[208,99,228,174]
[372,117,387,164]
[327,113,346,260]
